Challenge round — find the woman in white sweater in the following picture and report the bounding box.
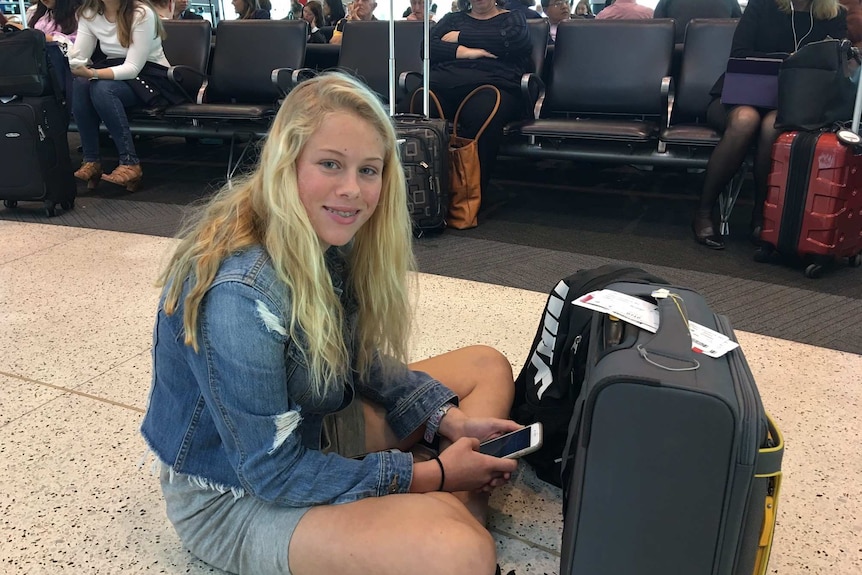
[68,0,174,191]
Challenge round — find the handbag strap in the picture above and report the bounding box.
[453,84,501,140]
[409,87,446,119]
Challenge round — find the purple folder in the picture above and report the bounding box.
[721,58,783,109]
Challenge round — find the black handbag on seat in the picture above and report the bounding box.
[0,26,52,97]
[775,38,859,132]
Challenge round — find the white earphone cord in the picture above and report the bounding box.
[792,3,815,52]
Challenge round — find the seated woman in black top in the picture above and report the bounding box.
[428,0,531,202]
[694,0,846,249]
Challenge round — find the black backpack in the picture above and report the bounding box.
[0,26,51,97]
[510,264,668,487]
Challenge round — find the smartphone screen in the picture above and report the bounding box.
[479,427,533,458]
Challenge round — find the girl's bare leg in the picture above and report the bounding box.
[289,346,515,574]
[362,345,516,523]
[288,491,498,575]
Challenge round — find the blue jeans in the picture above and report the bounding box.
[72,78,141,165]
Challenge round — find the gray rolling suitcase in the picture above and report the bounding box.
[560,283,784,575]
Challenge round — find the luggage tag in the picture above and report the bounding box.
[636,293,701,372]
[574,289,739,358]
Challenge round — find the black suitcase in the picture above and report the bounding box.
[387,5,448,234]
[0,95,76,217]
[395,114,448,233]
[560,283,784,575]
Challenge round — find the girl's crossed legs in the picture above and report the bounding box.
[288,345,515,575]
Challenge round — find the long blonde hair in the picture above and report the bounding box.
[159,72,415,398]
[776,0,842,20]
[78,0,165,47]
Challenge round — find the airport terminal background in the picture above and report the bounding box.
[0,0,703,25]
[1,1,860,573]
[1,131,861,573]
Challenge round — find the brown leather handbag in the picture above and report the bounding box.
[411,85,502,229]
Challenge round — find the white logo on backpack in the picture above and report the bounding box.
[531,280,569,400]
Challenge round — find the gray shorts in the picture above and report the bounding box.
[161,398,366,575]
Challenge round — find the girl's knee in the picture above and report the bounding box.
[469,345,513,380]
[427,517,497,574]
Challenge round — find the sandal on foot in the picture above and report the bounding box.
[102,164,143,192]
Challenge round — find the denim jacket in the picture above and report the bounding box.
[141,245,456,506]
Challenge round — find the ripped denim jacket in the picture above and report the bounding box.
[141,245,456,506]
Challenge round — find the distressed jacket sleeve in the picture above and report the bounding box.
[354,356,458,440]
[195,281,414,506]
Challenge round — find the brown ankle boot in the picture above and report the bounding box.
[102,164,143,192]
[74,162,103,190]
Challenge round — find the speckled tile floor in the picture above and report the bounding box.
[1,221,860,575]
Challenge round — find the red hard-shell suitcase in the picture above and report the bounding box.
[757,131,862,277]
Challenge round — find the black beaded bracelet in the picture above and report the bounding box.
[431,455,445,491]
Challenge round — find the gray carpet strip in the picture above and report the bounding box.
[413,235,862,356]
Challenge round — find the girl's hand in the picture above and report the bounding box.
[435,437,518,492]
[438,407,522,443]
[71,66,93,78]
[441,30,460,43]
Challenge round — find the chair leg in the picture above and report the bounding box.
[718,162,749,237]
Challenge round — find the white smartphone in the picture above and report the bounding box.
[478,423,543,459]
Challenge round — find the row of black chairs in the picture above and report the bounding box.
[72,18,741,226]
[501,18,742,232]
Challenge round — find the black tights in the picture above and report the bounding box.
[700,103,781,226]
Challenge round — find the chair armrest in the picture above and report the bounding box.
[657,75,674,153]
[272,67,317,97]
[520,72,545,120]
[661,75,673,130]
[168,65,208,104]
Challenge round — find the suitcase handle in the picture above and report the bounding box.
[639,293,700,371]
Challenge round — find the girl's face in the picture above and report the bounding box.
[232,0,247,15]
[40,0,57,9]
[296,111,385,249]
[303,5,315,24]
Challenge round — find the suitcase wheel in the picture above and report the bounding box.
[804,263,823,279]
[44,200,56,218]
[60,198,75,211]
[3,200,18,209]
